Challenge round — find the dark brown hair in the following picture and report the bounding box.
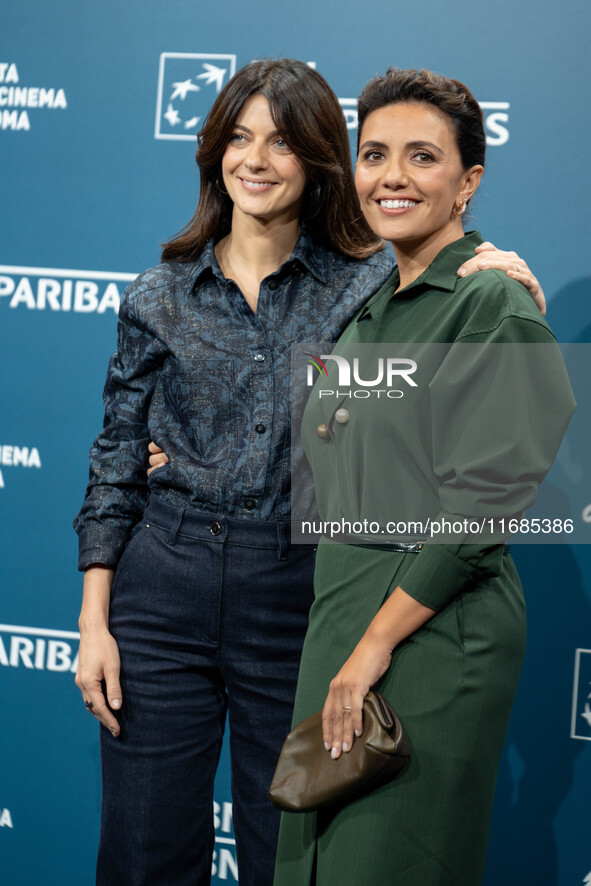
[357,68,486,171]
[162,59,382,262]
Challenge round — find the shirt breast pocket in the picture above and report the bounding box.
[161,356,241,464]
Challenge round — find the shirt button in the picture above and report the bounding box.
[316,424,329,439]
[335,408,350,424]
[244,499,256,510]
[254,353,266,362]
[268,280,278,290]
[210,521,222,536]
[255,423,266,434]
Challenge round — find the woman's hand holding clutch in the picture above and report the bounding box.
[322,634,393,760]
[322,584,437,760]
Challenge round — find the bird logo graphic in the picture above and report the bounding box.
[155,53,237,141]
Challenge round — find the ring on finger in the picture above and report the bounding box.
[513,263,521,272]
[342,705,352,713]
[84,699,94,711]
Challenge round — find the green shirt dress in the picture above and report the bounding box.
[273,233,575,886]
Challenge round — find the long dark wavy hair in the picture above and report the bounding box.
[161,59,382,263]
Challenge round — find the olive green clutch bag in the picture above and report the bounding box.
[269,690,410,813]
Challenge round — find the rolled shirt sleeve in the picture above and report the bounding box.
[397,543,505,611]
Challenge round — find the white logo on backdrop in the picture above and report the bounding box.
[153,55,509,148]
[571,648,591,740]
[479,101,510,145]
[0,624,80,674]
[155,53,238,141]
[212,801,238,881]
[339,98,358,131]
[0,265,136,315]
[583,872,591,885]
[0,809,13,828]
[0,62,67,132]
[0,445,41,492]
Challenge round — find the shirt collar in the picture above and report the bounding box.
[395,230,484,296]
[408,231,482,295]
[357,231,483,323]
[289,226,328,283]
[188,238,224,289]
[187,225,328,291]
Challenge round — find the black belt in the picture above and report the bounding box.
[326,535,511,555]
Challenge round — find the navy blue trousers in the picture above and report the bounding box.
[97,496,316,886]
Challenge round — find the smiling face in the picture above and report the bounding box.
[355,102,483,258]
[221,94,308,227]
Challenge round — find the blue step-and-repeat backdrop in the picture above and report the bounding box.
[1,1,590,883]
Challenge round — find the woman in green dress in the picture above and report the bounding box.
[274,69,575,886]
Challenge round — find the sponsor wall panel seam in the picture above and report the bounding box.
[0,623,80,639]
[0,265,137,281]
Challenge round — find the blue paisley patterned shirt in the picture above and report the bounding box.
[74,229,394,570]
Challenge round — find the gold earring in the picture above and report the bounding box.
[453,198,467,216]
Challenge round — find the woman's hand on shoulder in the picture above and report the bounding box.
[457,241,546,316]
[322,635,393,760]
[75,566,121,737]
[147,441,169,476]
